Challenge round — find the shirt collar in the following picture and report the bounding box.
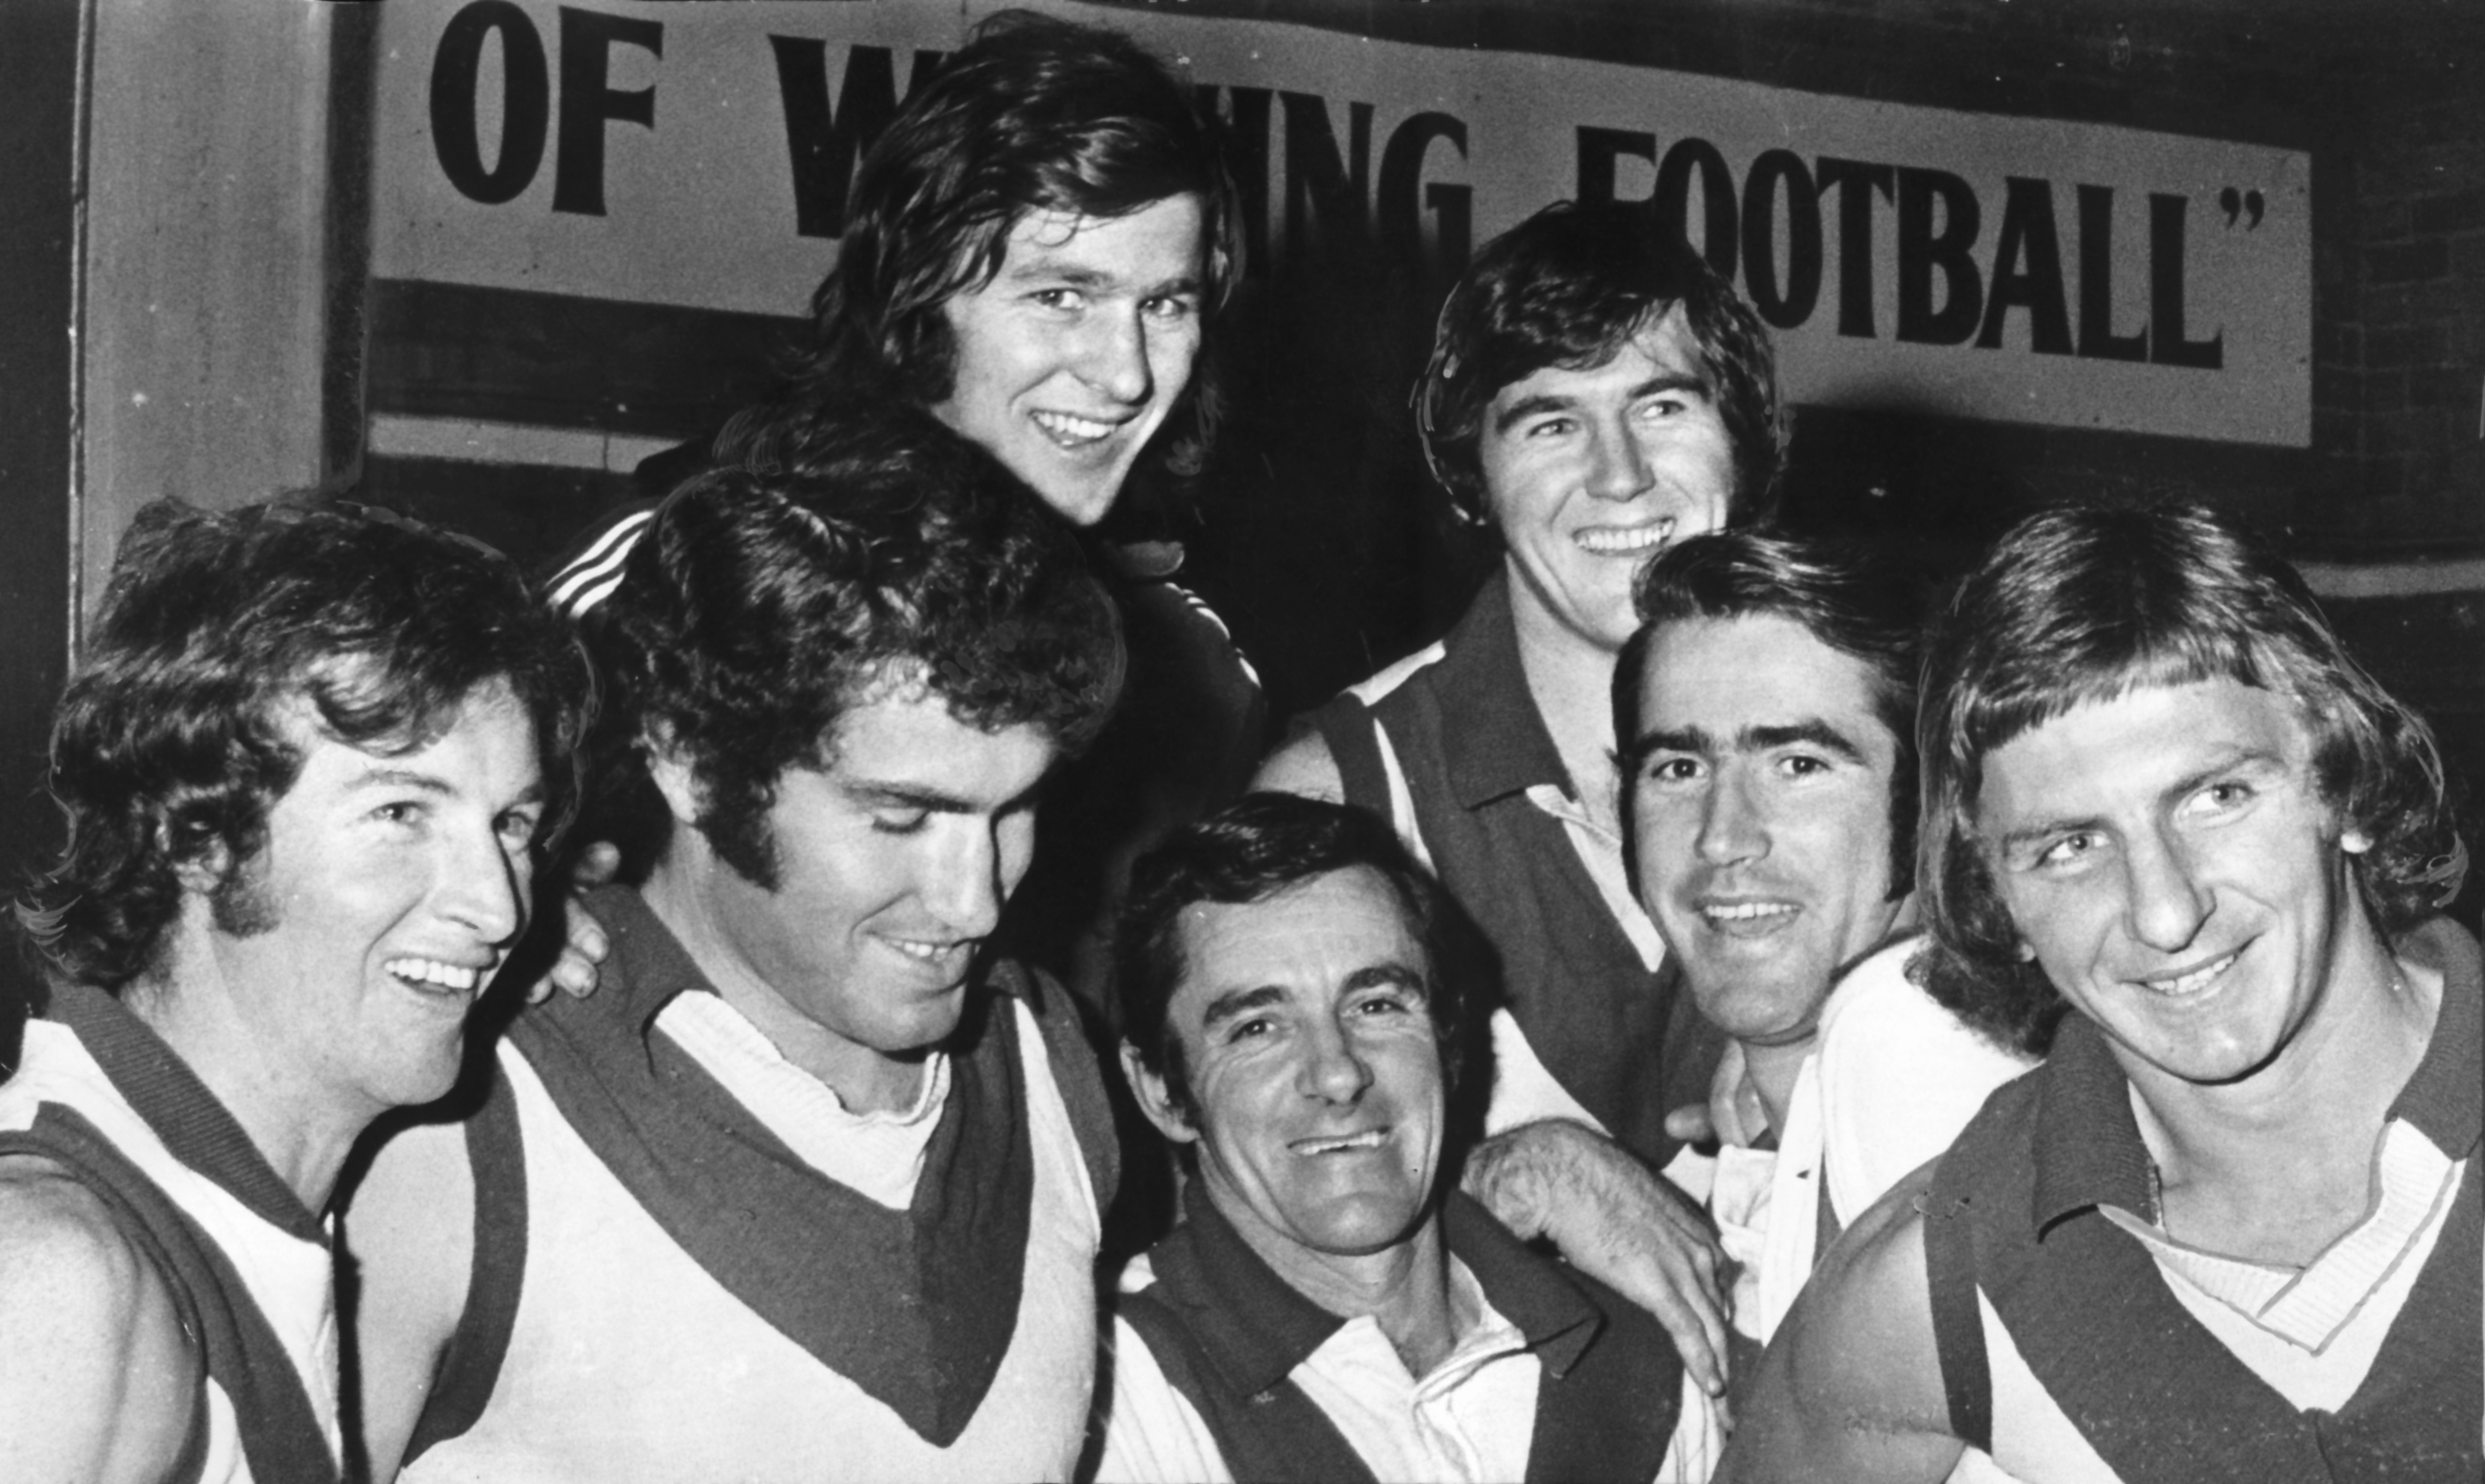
[2029,915,2485,1235]
[1160,1181,1606,1396]
[45,980,328,1243]
[1434,570,1578,811]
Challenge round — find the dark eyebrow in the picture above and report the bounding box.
[1491,373,1710,438]
[343,767,455,796]
[1342,962,1430,998]
[1199,984,1286,1034]
[1492,392,1579,436]
[1621,719,1865,769]
[1747,721,1868,765]
[838,775,1050,818]
[1620,724,1719,770]
[1990,745,2288,857]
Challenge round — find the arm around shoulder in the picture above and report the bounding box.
[1716,1164,1965,1484]
[339,1116,479,1481]
[0,1163,198,1484]
[1248,728,1345,804]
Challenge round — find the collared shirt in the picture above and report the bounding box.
[1697,936,2034,1348]
[1095,1189,1723,1484]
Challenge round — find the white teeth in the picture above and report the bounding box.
[1703,902,1796,923]
[386,957,480,991]
[1296,1130,1387,1155]
[2146,952,2237,996]
[1577,520,1675,555]
[887,938,960,962]
[1031,410,1116,444]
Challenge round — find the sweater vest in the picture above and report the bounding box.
[1116,1190,1683,1484]
[0,990,341,1483]
[1922,982,2482,1484]
[397,993,1102,1483]
[1309,577,1721,1170]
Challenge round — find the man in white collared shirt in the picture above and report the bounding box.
[1097,794,1723,1484]
[1612,532,2035,1384]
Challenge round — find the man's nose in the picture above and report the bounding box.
[2124,827,2211,954]
[1695,769,1769,867]
[923,823,1006,939]
[440,825,526,947]
[1585,419,1657,503]
[1074,307,1153,406]
[1298,1016,1375,1105]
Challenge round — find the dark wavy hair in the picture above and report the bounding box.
[585,407,1124,889]
[1916,499,2469,1056]
[1116,793,1464,1121]
[17,498,592,993]
[1413,200,1784,526]
[1616,532,1926,904]
[717,9,1243,487]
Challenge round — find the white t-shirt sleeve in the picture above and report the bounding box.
[1814,940,2038,1226]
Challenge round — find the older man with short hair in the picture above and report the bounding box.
[1095,792,1724,1483]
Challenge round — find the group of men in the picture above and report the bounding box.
[1,9,2474,1484]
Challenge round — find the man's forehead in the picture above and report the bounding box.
[1974,675,2314,805]
[994,194,1206,276]
[1172,869,1427,1001]
[1490,302,1705,405]
[1637,613,1882,736]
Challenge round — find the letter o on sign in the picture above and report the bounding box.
[431,0,550,205]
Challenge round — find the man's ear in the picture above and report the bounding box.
[1119,1040,1199,1147]
[643,726,702,827]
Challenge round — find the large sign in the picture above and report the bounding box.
[373,0,2311,445]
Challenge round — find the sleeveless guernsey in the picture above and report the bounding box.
[399,887,1111,1483]
[1922,923,2482,1483]
[0,983,341,1483]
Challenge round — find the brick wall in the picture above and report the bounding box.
[2321,63,2484,546]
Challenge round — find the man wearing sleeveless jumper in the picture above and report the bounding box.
[0,497,587,1483]
[1255,201,1786,1393]
[1093,793,1723,1483]
[1723,501,2481,1481]
[346,417,1128,1481]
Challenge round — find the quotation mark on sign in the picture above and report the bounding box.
[2218,188,2266,229]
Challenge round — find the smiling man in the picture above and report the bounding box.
[1721,501,2481,1482]
[548,10,1260,1024]
[346,413,1128,1482]
[1096,793,1722,1483]
[1613,533,2032,1397]
[1256,200,1784,1391]
[0,498,585,1483]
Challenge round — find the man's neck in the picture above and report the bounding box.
[1218,1194,1470,1378]
[2126,911,2440,1266]
[1505,563,1624,831]
[1742,1032,1820,1139]
[641,860,929,1116]
[130,969,363,1214]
